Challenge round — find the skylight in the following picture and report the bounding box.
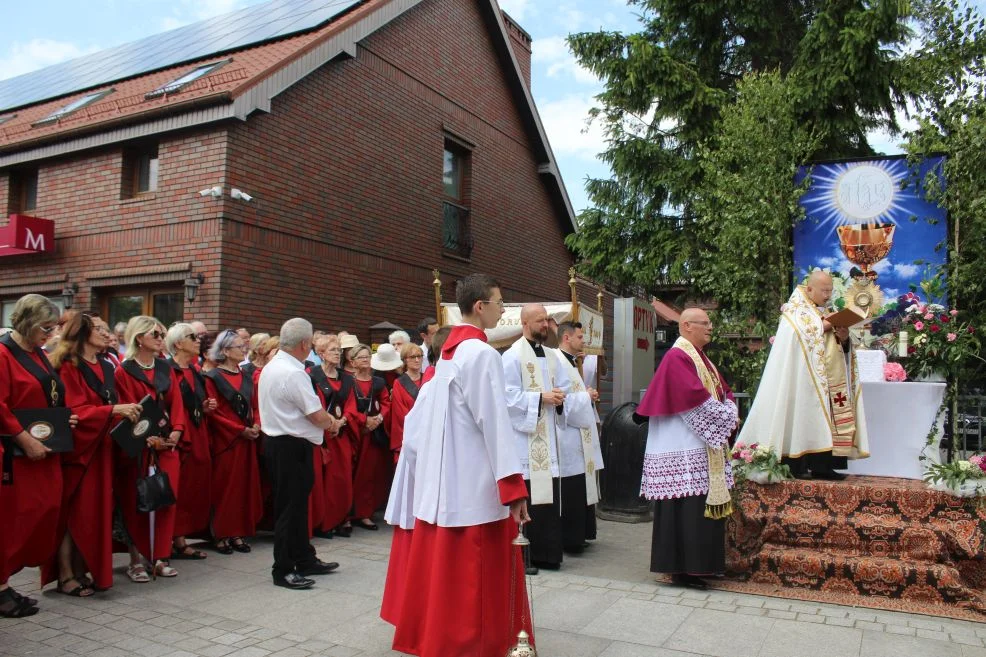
[34,89,114,125]
[0,114,15,125]
[145,60,230,99]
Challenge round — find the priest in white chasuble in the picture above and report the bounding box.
[502,303,573,573]
[554,320,604,554]
[738,269,869,479]
[381,274,532,657]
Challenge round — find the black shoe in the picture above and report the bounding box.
[334,525,352,538]
[273,572,315,590]
[812,469,847,481]
[525,566,540,576]
[297,559,339,576]
[671,573,708,590]
[313,529,335,540]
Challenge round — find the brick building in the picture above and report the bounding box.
[0,0,579,337]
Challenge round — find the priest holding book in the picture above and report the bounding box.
[738,269,869,478]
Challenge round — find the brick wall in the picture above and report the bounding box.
[502,11,532,89]
[218,0,573,335]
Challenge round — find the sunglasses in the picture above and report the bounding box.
[184,333,200,341]
[144,330,166,340]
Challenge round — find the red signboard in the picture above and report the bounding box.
[0,214,55,257]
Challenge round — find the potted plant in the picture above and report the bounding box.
[924,456,986,497]
[730,441,791,484]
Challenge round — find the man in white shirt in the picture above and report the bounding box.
[416,316,438,366]
[259,318,340,590]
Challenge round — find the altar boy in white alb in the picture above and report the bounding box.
[554,320,604,553]
[381,274,532,657]
[503,303,572,572]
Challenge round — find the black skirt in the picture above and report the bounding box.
[560,473,597,549]
[650,494,725,576]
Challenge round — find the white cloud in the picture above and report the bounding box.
[0,39,101,82]
[894,263,921,278]
[498,0,530,21]
[532,36,599,84]
[538,94,607,160]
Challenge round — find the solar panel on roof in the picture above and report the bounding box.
[0,0,362,112]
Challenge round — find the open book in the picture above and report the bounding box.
[825,306,869,329]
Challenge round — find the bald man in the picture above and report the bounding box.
[502,303,573,573]
[637,308,738,589]
[738,271,869,479]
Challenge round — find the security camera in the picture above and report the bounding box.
[231,188,253,202]
[198,185,222,198]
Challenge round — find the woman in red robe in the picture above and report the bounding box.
[203,329,263,554]
[0,295,77,617]
[349,344,392,530]
[166,323,214,559]
[388,343,424,463]
[42,313,142,596]
[309,334,359,537]
[114,316,186,583]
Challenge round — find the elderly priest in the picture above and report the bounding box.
[738,270,869,478]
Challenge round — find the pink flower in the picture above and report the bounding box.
[951,309,959,317]
[914,321,925,331]
[947,333,957,342]
[884,362,907,382]
[768,335,776,345]
[739,449,752,462]
[924,312,934,320]
[749,443,759,450]
[970,455,982,466]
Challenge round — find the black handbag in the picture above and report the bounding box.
[136,450,176,513]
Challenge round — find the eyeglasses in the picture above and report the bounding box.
[184,333,200,341]
[353,355,371,361]
[686,320,712,327]
[39,325,57,335]
[229,343,246,351]
[480,299,505,308]
[144,330,166,340]
[406,354,424,360]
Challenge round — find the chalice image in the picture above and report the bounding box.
[837,223,894,314]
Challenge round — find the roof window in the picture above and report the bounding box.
[0,114,16,125]
[34,89,114,125]
[145,59,230,99]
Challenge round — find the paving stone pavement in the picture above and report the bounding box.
[2,519,985,657]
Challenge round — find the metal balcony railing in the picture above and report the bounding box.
[442,201,473,259]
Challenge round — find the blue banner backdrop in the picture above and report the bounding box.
[793,155,947,307]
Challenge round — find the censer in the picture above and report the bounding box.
[506,522,537,657]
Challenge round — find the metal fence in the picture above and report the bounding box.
[952,395,986,459]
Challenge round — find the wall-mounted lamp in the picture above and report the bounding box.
[61,283,78,309]
[230,188,253,202]
[198,185,222,198]
[184,273,205,303]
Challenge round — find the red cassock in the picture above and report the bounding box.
[351,378,392,519]
[173,366,212,537]
[113,361,185,561]
[0,346,63,583]
[316,376,359,532]
[388,375,420,455]
[388,476,533,657]
[204,371,263,539]
[40,359,115,590]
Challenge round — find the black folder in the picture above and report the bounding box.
[9,407,74,456]
[110,395,169,459]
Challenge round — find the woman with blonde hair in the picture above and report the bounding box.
[349,343,391,530]
[241,332,270,380]
[42,312,142,596]
[166,323,214,560]
[114,316,187,582]
[0,295,78,616]
[388,343,424,462]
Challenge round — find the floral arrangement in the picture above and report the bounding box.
[923,456,986,497]
[884,362,907,382]
[730,441,791,484]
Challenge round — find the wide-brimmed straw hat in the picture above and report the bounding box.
[339,334,360,350]
[371,343,403,371]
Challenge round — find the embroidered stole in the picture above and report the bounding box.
[510,338,556,505]
[673,337,733,519]
[556,352,599,505]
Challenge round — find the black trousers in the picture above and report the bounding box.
[784,451,848,475]
[525,478,564,566]
[265,435,316,578]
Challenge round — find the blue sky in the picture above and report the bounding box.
[0,0,949,215]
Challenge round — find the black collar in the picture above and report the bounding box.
[526,339,545,357]
[559,349,577,366]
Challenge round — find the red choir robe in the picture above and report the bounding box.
[113,360,185,562]
[40,358,116,590]
[204,370,263,539]
[351,377,392,519]
[0,342,64,583]
[388,373,420,459]
[172,364,212,537]
[312,371,359,532]
[383,326,533,656]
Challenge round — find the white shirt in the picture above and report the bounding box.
[258,350,324,444]
[421,343,431,367]
[385,338,522,528]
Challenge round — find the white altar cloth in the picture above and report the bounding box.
[846,381,946,480]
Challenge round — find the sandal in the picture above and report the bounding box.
[10,589,38,607]
[230,538,251,553]
[356,519,378,531]
[0,588,38,618]
[126,564,150,583]
[334,524,352,538]
[154,560,178,578]
[75,574,109,593]
[172,545,208,560]
[214,539,233,555]
[57,578,95,597]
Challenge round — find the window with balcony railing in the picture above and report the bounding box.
[442,200,473,259]
[442,140,473,259]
